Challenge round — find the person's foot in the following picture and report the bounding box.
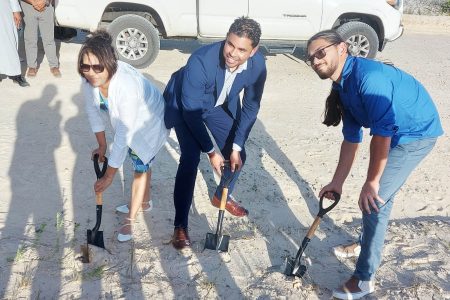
[211,194,249,217]
[115,201,153,214]
[171,227,191,250]
[117,218,134,242]
[27,67,38,78]
[10,75,30,87]
[332,276,375,299]
[50,67,62,78]
[333,242,361,258]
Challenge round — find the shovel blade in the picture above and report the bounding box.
[283,257,307,277]
[204,233,230,252]
[87,229,105,249]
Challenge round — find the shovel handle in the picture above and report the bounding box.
[318,191,340,218]
[220,187,228,210]
[96,192,103,205]
[93,154,108,179]
[306,216,321,239]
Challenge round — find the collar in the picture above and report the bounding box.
[226,60,248,74]
[333,55,355,90]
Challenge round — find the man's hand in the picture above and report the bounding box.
[208,151,224,176]
[12,12,21,28]
[229,150,242,172]
[33,0,46,12]
[359,180,385,214]
[94,175,113,193]
[319,182,342,200]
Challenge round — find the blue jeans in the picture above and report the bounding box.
[354,138,437,280]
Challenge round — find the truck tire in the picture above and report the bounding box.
[336,21,379,59]
[108,14,160,69]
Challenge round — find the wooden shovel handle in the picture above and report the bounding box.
[220,187,228,210]
[96,193,103,205]
[306,217,321,239]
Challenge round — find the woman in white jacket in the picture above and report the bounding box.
[78,31,168,242]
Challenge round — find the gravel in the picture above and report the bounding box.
[404,0,449,15]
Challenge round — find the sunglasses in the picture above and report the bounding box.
[306,43,337,66]
[80,63,105,73]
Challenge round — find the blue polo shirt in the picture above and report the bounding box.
[333,56,443,147]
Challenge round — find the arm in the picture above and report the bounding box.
[319,140,359,198]
[359,135,390,213]
[181,56,215,152]
[230,59,267,171]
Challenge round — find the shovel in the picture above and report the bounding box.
[204,162,237,252]
[86,154,108,251]
[283,191,340,277]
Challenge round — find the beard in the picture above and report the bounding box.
[314,62,336,80]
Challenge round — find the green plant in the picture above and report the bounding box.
[442,0,450,14]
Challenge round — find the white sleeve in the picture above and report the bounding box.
[108,80,142,168]
[82,81,105,133]
[10,0,21,12]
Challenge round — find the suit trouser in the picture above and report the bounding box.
[21,2,58,68]
[173,106,246,229]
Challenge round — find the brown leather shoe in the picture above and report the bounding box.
[50,67,62,78]
[171,227,191,250]
[211,194,249,217]
[27,67,37,78]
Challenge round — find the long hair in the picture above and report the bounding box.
[307,30,347,127]
[323,88,343,126]
[77,30,118,80]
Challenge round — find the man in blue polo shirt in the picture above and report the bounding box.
[306,30,443,299]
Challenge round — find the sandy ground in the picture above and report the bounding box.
[0,18,449,299]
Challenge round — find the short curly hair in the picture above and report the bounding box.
[228,17,262,48]
[77,30,118,80]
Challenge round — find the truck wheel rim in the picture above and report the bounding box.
[116,28,148,60]
[346,34,370,57]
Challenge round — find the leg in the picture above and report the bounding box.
[117,150,151,241]
[205,107,248,216]
[38,6,59,68]
[171,122,201,249]
[22,2,39,69]
[333,138,437,299]
[173,122,201,229]
[354,138,437,280]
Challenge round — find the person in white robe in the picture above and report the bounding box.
[0,0,29,86]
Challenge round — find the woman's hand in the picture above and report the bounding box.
[92,145,107,162]
[359,181,385,214]
[94,175,113,193]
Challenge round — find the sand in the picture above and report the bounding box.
[0,16,449,299]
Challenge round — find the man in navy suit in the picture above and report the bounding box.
[164,17,267,249]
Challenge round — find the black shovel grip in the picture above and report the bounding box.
[318,191,341,218]
[93,154,108,179]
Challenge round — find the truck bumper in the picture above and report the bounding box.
[380,24,404,51]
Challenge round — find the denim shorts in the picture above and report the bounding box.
[128,148,154,173]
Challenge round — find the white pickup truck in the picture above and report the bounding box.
[54,0,404,68]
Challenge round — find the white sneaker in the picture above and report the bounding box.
[117,218,134,242]
[333,243,361,258]
[115,201,153,214]
[333,278,375,300]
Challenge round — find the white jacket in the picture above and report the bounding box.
[83,61,169,168]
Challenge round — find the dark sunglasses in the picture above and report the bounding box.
[80,63,105,73]
[306,43,337,66]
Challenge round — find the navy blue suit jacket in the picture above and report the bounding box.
[163,41,267,153]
